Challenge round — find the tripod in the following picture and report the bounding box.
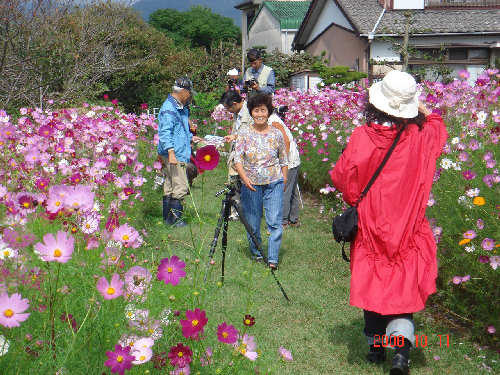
[204,183,290,301]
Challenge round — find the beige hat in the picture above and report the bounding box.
[368,70,419,118]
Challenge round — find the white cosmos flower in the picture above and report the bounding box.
[440,158,453,170]
[0,335,9,356]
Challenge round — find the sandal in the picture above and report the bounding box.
[268,263,278,270]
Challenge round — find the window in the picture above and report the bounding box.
[448,48,468,60]
[468,48,489,59]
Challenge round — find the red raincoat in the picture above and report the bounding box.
[330,114,448,315]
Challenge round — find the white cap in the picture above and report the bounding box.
[227,68,239,76]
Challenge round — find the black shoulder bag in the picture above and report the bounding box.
[332,128,403,262]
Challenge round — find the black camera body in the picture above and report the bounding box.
[244,78,257,87]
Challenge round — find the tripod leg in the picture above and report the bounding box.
[230,199,290,301]
[220,196,231,285]
[203,199,227,282]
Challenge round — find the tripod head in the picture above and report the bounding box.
[214,181,240,199]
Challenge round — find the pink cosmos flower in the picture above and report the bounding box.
[124,266,152,295]
[112,224,141,248]
[195,145,220,171]
[97,273,124,300]
[200,347,213,366]
[217,322,238,344]
[131,346,153,365]
[0,292,30,328]
[46,185,72,213]
[458,69,470,80]
[2,228,35,249]
[34,231,74,263]
[180,308,208,340]
[157,256,186,286]
[476,219,485,230]
[104,344,135,375]
[463,230,476,239]
[481,238,495,251]
[489,256,500,270]
[487,325,496,334]
[170,365,190,375]
[462,170,476,180]
[168,343,192,368]
[64,185,94,212]
[279,346,293,361]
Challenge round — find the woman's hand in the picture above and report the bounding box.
[242,176,256,192]
[224,134,237,143]
[418,102,432,117]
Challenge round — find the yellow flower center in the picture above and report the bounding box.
[55,201,61,207]
[86,224,91,229]
[139,355,146,360]
[72,202,79,207]
[122,235,129,241]
[116,355,123,363]
[240,348,247,355]
[107,287,115,295]
[178,352,183,357]
[222,332,228,338]
[245,319,251,325]
[192,319,199,327]
[4,309,14,318]
[53,249,62,257]
[203,155,211,162]
[111,256,117,261]
[167,267,173,273]
[23,202,30,208]
[3,250,10,257]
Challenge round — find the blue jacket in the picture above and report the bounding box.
[157,95,192,163]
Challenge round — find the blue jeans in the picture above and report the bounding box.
[241,179,284,264]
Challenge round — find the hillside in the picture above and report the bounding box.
[132,0,242,26]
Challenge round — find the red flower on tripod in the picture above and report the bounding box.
[195,145,220,171]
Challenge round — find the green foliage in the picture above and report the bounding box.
[260,49,321,88]
[312,61,367,86]
[149,6,241,49]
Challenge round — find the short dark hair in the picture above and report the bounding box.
[364,103,425,131]
[247,48,262,62]
[221,91,243,107]
[247,92,273,115]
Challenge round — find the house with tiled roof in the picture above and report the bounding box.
[236,1,311,55]
[292,0,500,81]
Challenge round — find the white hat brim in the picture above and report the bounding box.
[369,81,419,119]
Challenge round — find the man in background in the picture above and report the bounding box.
[244,49,275,96]
[157,77,201,227]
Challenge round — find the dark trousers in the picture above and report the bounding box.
[363,310,413,338]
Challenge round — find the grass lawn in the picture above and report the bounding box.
[137,163,499,375]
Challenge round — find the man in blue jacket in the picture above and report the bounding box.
[158,77,200,227]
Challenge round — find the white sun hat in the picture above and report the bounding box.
[227,68,239,76]
[368,70,419,118]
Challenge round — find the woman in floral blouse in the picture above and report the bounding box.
[233,93,288,269]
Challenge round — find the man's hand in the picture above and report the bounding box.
[224,134,237,143]
[168,150,178,165]
[192,136,202,143]
[251,82,260,91]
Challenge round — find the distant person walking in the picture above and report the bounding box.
[329,70,448,375]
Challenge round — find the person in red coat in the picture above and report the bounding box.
[329,70,448,375]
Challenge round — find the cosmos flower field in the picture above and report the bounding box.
[0,68,498,374]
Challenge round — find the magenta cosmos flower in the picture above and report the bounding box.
[157,256,186,286]
[195,145,220,171]
[180,308,208,340]
[278,346,293,361]
[104,344,135,375]
[34,230,74,263]
[97,273,124,300]
[0,292,30,328]
[112,224,141,248]
[217,322,238,344]
[481,238,495,251]
[168,343,193,368]
[124,266,152,296]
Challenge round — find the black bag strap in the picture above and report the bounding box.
[355,128,404,207]
[341,241,350,262]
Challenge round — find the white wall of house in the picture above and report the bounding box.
[248,7,282,51]
[306,0,354,46]
[393,0,424,9]
[281,30,297,54]
[371,41,400,62]
[290,72,323,91]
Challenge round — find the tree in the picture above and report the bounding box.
[149,6,241,49]
[312,62,367,86]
